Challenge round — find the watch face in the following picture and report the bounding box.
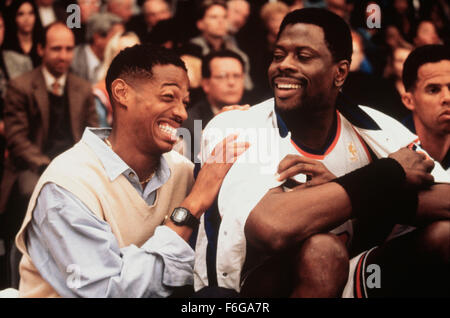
[173,209,188,223]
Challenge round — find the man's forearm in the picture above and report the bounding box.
[245,182,352,253]
[413,184,450,225]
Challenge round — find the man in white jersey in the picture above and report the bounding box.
[194,8,450,297]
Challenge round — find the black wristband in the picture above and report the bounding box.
[333,158,417,221]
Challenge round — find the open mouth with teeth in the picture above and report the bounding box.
[158,122,178,143]
[276,83,302,89]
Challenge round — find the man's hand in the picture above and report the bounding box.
[184,133,250,215]
[388,148,435,188]
[276,155,336,189]
[217,104,250,115]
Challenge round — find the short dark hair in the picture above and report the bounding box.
[402,44,450,92]
[278,8,353,63]
[105,43,187,103]
[197,0,227,21]
[201,49,245,78]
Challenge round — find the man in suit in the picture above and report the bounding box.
[0,22,98,286]
[181,49,246,162]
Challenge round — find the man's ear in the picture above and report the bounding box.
[196,19,204,32]
[401,91,415,111]
[201,78,210,95]
[334,60,350,88]
[37,43,44,58]
[111,79,130,109]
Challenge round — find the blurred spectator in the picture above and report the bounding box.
[227,0,250,36]
[94,31,140,127]
[0,22,97,289]
[349,30,372,74]
[70,12,124,84]
[325,0,351,22]
[181,49,246,162]
[343,31,412,121]
[105,0,135,23]
[413,20,442,47]
[260,1,290,52]
[289,0,305,11]
[73,0,102,45]
[3,0,43,67]
[384,42,413,93]
[189,0,253,91]
[34,0,68,27]
[127,0,172,42]
[385,0,417,42]
[384,24,410,49]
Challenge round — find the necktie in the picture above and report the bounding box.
[51,81,60,95]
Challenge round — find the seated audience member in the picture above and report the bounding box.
[14,43,249,297]
[0,9,33,182]
[94,31,140,127]
[413,20,442,47]
[344,32,412,122]
[194,8,450,298]
[3,0,43,67]
[34,0,67,28]
[401,44,450,169]
[189,0,253,91]
[0,22,98,288]
[381,42,414,120]
[226,0,250,38]
[182,49,247,162]
[127,0,172,43]
[105,0,134,24]
[73,0,102,45]
[253,1,290,102]
[71,12,124,84]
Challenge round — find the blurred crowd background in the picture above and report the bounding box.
[0,0,448,290]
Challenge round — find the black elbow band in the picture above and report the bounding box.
[333,158,418,222]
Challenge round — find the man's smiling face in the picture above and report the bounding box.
[268,23,337,113]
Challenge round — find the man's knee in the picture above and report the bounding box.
[420,220,450,264]
[298,233,349,265]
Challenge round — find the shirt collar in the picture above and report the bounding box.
[41,66,67,95]
[80,127,171,184]
[85,45,101,79]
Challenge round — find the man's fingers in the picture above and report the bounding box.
[278,155,316,173]
[423,159,435,173]
[277,163,318,181]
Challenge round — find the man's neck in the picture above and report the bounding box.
[108,128,161,181]
[281,105,337,151]
[416,125,450,164]
[203,34,224,51]
[206,96,223,115]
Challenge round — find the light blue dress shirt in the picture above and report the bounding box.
[26,128,195,297]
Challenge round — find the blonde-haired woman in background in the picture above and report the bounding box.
[93,31,140,127]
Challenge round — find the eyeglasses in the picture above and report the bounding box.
[211,73,244,81]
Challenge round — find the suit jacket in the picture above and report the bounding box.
[181,98,215,162]
[0,67,98,213]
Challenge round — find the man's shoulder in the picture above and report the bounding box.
[67,72,94,91]
[7,68,41,91]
